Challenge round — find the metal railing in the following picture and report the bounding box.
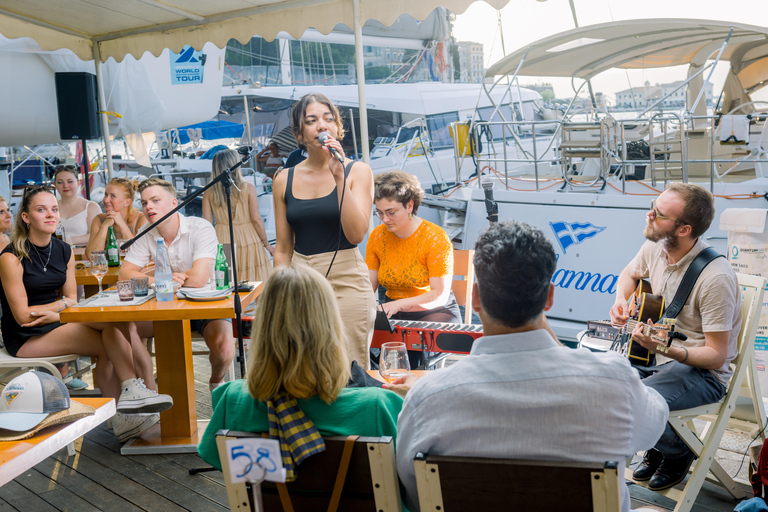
[461,111,768,194]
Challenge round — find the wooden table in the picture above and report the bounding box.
[0,397,115,486]
[60,285,262,454]
[75,266,121,298]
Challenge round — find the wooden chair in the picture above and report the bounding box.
[627,272,767,511]
[414,453,621,512]
[451,249,475,324]
[216,429,402,512]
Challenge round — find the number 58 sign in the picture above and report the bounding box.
[225,438,286,483]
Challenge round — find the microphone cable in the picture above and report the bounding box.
[325,161,349,278]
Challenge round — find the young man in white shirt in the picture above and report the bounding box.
[119,178,234,390]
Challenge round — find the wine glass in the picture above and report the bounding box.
[379,342,410,383]
[90,251,108,297]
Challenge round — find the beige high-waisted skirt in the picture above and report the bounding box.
[293,248,376,369]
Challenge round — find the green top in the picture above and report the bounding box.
[198,380,404,470]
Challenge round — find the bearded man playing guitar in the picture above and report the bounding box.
[609,183,741,491]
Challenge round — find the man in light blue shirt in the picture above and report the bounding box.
[395,221,668,512]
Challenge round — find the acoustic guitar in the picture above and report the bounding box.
[590,280,687,366]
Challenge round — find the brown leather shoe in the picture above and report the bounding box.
[648,451,696,491]
[632,449,663,481]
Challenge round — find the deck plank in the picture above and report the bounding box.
[9,462,100,512]
[85,427,229,511]
[43,438,179,512]
[0,480,50,511]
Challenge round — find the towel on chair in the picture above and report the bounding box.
[720,115,750,145]
[266,393,326,482]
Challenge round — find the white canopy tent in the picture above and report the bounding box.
[0,0,511,172]
[484,19,768,115]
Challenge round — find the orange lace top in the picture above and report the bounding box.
[365,220,453,300]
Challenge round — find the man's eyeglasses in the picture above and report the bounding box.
[373,207,402,220]
[649,200,682,223]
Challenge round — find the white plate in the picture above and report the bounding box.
[182,293,230,302]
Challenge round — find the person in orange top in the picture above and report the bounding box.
[366,171,461,327]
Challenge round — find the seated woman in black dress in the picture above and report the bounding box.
[0,186,173,442]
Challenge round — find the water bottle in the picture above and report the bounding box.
[155,237,174,302]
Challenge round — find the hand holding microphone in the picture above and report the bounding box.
[318,131,345,164]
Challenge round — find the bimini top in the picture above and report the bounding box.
[485,18,768,94]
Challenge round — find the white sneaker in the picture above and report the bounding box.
[111,412,160,442]
[117,378,173,414]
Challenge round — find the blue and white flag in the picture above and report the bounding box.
[549,221,606,253]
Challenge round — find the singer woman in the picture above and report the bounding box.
[273,93,376,369]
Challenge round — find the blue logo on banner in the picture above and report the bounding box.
[170,45,204,85]
[549,221,605,254]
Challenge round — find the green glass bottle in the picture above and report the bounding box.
[215,244,230,290]
[106,226,120,267]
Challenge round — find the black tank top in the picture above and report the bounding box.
[284,164,356,256]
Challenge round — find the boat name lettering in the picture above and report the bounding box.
[551,265,619,295]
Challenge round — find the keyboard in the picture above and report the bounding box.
[372,320,483,354]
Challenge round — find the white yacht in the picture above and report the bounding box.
[422,19,768,342]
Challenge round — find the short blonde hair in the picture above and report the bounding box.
[138,178,176,198]
[248,265,350,403]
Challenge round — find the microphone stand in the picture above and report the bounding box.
[121,150,251,377]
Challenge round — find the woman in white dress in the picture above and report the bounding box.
[53,165,101,245]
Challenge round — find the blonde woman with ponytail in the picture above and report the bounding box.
[86,178,146,259]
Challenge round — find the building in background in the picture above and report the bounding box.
[456,41,484,83]
[615,80,714,109]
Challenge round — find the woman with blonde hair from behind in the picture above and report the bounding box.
[198,264,404,476]
[203,149,273,283]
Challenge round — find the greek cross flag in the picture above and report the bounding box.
[549,221,606,253]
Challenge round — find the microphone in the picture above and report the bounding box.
[481,177,498,225]
[237,145,253,156]
[318,132,344,164]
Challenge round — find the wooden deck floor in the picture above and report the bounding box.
[0,341,756,511]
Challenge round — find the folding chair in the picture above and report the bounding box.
[414,453,621,512]
[451,249,475,325]
[215,429,402,511]
[627,272,767,512]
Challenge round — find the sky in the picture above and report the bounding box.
[453,0,768,103]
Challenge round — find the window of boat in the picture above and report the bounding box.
[427,112,460,149]
[477,105,519,140]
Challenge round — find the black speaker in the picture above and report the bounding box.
[54,72,102,140]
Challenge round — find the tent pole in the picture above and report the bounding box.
[352,0,369,164]
[92,43,114,180]
[244,96,253,150]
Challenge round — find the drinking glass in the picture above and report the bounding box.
[90,251,108,297]
[116,280,134,301]
[379,342,410,383]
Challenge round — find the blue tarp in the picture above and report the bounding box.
[176,120,244,145]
